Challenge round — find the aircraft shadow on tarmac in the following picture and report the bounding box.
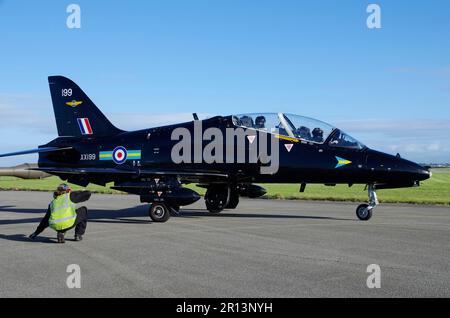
[0,205,151,226]
[0,204,353,243]
[0,233,55,244]
[0,204,352,226]
[176,209,352,221]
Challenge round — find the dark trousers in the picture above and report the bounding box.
[58,207,88,235]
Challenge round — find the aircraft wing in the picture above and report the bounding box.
[140,169,228,178]
[33,167,137,175]
[32,167,228,179]
[0,147,73,158]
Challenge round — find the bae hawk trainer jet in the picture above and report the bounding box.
[0,76,431,222]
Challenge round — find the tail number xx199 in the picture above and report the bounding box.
[80,154,96,161]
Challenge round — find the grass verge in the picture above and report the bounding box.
[0,170,449,205]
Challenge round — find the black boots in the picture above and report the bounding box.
[57,232,65,244]
[57,232,83,243]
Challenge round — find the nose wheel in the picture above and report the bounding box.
[149,203,171,222]
[356,184,378,221]
[356,204,372,221]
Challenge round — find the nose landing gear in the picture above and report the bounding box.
[149,203,171,222]
[356,184,378,221]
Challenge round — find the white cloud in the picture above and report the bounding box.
[0,95,55,135]
[323,119,450,163]
[335,119,450,138]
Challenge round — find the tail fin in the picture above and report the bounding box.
[48,76,124,137]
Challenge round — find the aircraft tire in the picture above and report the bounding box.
[356,204,372,221]
[205,185,230,213]
[225,191,239,209]
[206,202,224,213]
[149,203,171,222]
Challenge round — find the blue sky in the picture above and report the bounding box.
[0,0,449,164]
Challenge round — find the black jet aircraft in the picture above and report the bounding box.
[0,76,431,222]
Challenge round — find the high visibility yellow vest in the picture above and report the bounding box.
[49,193,77,231]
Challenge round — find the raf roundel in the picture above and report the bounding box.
[112,146,128,164]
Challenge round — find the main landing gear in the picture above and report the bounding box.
[205,185,230,213]
[204,185,240,213]
[356,184,378,221]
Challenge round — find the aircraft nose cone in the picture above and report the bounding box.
[366,149,431,184]
[417,166,432,181]
[396,158,431,182]
[400,159,431,182]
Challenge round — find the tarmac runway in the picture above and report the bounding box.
[0,191,449,298]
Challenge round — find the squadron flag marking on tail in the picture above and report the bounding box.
[77,118,93,135]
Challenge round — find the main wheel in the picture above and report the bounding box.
[149,203,171,222]
[225,191,239,209]
[356,204,372,221]
[205,185,230,213]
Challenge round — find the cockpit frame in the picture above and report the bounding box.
[231,112,365,150]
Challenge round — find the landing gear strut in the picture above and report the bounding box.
[356,184,378,221]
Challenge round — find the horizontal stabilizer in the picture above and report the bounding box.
[0,147,72,158]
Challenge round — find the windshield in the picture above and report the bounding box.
[328,130,365,150]
[232,113,365,149]
[282,113,335,144]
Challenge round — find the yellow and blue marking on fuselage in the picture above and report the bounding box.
[335,156,352,168]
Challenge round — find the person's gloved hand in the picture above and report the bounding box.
[29,232,37,240]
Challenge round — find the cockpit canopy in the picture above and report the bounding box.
[232,113,365,150]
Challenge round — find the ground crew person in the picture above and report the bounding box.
[29,184,91,243]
